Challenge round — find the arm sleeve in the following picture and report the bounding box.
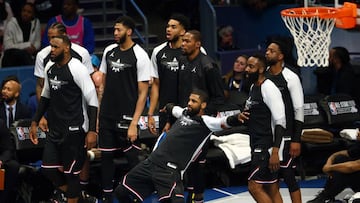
[202,115,230,132]
[262,80,286,129]
[171,106,184,118]
[285,68,304,142]
[87,105,97,132]
[33,97,50,123]
[150,46,159,78]
[274,125,286,148]
[71,61,99,108]
[134,45,151,82]
[150,43,166,78]
[83,18,95,54]
[262,80,286,148]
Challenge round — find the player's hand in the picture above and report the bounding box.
[29,121,39,145]
[289,142,301,158]
[127,124,138,142]
[269,150,280,172]
[85,131,97,150]
[39,116,49,132]
[162,122,171,133]
[148,115,157,135]
[238,111,250,123]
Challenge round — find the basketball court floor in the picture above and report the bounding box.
[107,177,355,203]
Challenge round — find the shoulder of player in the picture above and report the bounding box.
[71,43,89,54]
[282,67,300,79]
[37,46,51,57]
[103,43,119,55]
[153,42,168,53]
[198,54,218,69]
[262,79,279,91]
[68,58,86,69]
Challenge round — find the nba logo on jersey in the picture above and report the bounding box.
[16,127,26,140]
[329,102,338,115]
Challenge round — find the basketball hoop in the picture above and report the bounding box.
[281,2,357,67]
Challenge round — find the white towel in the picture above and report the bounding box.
[340,128,359,141]
[210,133,251,169]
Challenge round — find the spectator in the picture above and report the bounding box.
[41,0,95,54]
[0,119,20,203]
[10,0,63,23]
[222,54,249,107]
[217,25,238,51]
[315,46,359,105]
[0,0,13,55]
[307,133,360,203]
[2,2,40,67]
[0,75,32,128]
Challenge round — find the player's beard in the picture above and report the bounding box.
[187,105,201,117]
[266,58,277,66]
[168,35,179,43]
[117,34,126,45]
[51,52,65,63]
[245,71,260,86]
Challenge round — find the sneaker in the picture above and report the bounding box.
[307,190,335,203]
[49,189,67,203]
[79,190,98,203]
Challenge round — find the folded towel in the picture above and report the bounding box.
[210,133,251,168]
[301,128,333,143]
[340,129,359,141]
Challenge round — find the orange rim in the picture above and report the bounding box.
[281,2,357,19]
[281,7,339,19]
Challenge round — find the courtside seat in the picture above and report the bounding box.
[299,94,360,178]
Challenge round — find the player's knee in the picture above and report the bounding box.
[42,168,66,188]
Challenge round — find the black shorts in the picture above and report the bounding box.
[248,149,279,183]
[122,159,184,201]
[42,128,86,174]
[98,117,141,152]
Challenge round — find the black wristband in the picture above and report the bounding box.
[226,113,242,127]
[292,120,303,142]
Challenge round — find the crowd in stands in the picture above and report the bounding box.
[0,1,359,203]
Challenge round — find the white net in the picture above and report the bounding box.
[282,11,336,67]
